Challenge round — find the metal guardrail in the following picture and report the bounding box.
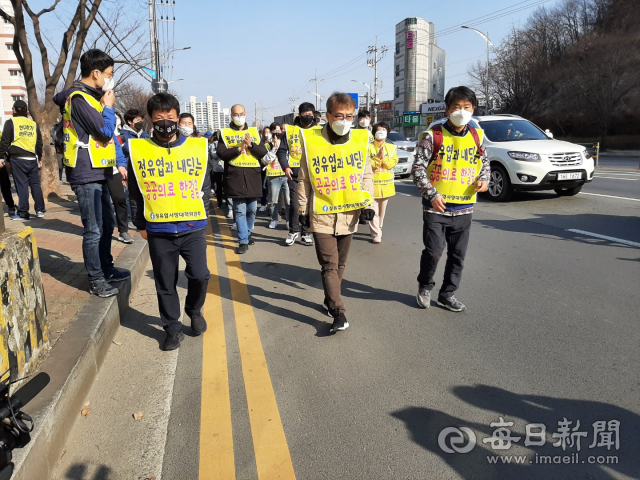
[576,142,600,167]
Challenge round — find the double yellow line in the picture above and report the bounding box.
[199,209,296,480]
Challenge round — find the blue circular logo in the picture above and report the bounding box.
[101,158,107,165]
[322,205,329,213]
[150,213,155,220]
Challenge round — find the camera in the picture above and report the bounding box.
[0,372,49,480]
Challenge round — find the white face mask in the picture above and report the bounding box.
[449,109,473,127]
[359,118,370,128]
[264,133,272,141]
[179,126,194,137]
[99,72,115,92]
[330,118,352,136]
[232,115,246,127]
[375,130,387,140]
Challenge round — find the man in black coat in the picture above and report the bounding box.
[216,104,267,254]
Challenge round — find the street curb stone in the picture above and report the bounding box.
[11,237,150,480]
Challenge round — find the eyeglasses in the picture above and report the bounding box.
[329,113,354,121]
[97,70,113,79]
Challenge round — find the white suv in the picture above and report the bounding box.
[427,115,595,201]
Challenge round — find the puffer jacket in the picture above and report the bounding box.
[298,125,374,236]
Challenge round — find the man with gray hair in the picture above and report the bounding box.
[298,92,375,334]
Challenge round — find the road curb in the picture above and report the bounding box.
[11,236,150,480]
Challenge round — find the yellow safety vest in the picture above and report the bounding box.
[426,126,485,204]
[130,137,208,222]
[11,116,37,154]
[302,128,372,215]
[62,91,117,168]
[369,142,398,199]
[286,124,322,168]
[220,127,261,167]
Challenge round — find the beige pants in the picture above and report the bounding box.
[369,198,388,240]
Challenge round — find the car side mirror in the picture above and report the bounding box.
[545,129,554,139]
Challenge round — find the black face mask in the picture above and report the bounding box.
[153,119,177,141]
[299,115,314,127]
[133,121,144,131]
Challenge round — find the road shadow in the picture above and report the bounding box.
[474,212,640,249]
[63,464,112,480]
[38,247,87,291]
[392,384,640,479]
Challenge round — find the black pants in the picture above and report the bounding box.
[212,172,226,206]
[0,167,15,212]
[287,178,308,234]
[417,212,472,298]
[148,229,210,332]
[107,172,128,233]
[11,158,45,217]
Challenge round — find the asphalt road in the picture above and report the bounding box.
[53,165,640,480]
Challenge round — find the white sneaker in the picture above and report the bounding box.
[300,233,314,246]
[268,220,278,229]
[36,211,45,218]
[259,205,267,212]
[285,232,299,245]
[226,210,233,219]
[230,223,237,231]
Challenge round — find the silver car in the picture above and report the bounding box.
[386,131,416,178]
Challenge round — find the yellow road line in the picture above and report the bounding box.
[214,208,297,480]
[199,222,235,480]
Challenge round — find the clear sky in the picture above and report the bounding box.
[167,0,554,124]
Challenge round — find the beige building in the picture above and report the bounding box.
[0,0,27,123]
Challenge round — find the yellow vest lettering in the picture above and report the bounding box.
[286,125,321,168]
[302,128,372,214]
[130,137,207,222]
[11,117,37,154]
[426,126,484,204]
[221,127,261,167]
[62,91,117,168]
[369,142,398,199]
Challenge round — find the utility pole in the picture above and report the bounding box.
[289,92,298,113]
[309,69,324,111]
[367,36,389,123]
[255,100,258,128]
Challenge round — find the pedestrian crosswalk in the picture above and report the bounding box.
[593,169,640,181]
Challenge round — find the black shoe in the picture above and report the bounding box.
[437,295,466,312]
[163,330,185,351]
[189,311,207,335]
[89,279,119,298]
[329,313,349,333]
[105,268,131,283]
[248,234,255,245]
[416,285,431,309]
[236,244,248,254]
[6,206,16,217]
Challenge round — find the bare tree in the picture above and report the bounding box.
[0,0,150,195]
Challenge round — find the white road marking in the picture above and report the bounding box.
[595,170,640,176]
[567,229,640,248]
[579,192,640,202]
[594,176,638,181]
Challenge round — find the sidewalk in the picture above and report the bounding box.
[3,183,133,348]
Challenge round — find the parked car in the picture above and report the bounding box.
[393,148,415,179]
[387,131,416,153]
[426,115,595,201]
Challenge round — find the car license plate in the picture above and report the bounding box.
[394,167,404,173]
[558,172,582,180]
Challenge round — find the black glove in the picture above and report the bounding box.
[360,209,375,222]
[299,214,310,228]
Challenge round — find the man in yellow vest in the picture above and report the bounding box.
[216,104,267,254]
[298,92,375,333]
[0,100,44,220]
[53,49,129,298]
[412,86,490,312]
[128,93,210,351]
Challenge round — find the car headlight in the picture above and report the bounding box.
[583,150,593,161]
[508,151,541,162]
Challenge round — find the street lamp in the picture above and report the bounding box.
[461,26,493,111]
[351,80,372,110]
[306,91,323,110]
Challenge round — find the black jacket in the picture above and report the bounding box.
[216,122,267,198]
[0,114,43,160]
[276,115,317,180]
